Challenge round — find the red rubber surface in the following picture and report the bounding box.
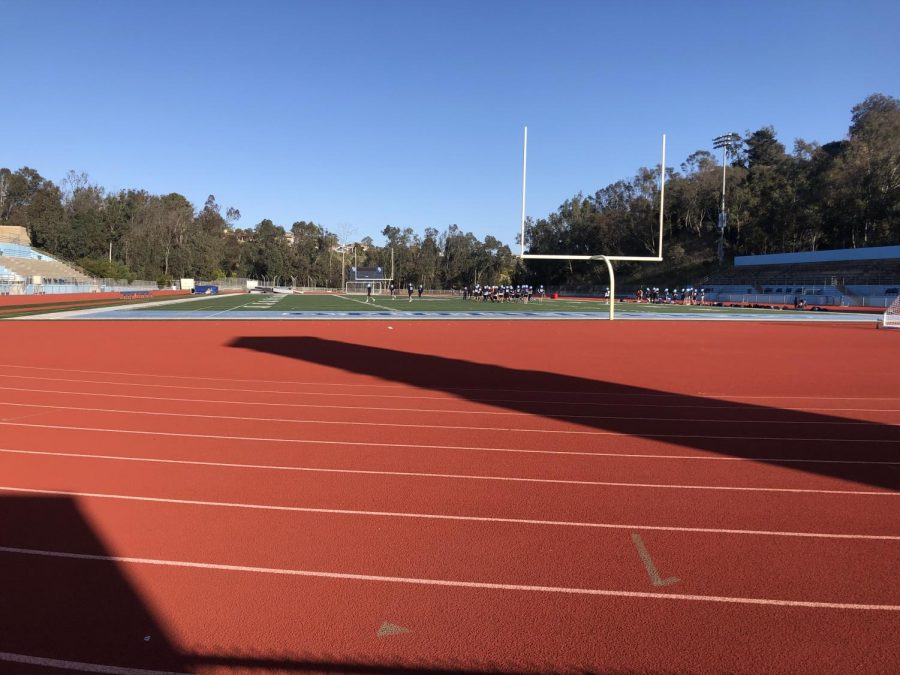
[0,320,897,674]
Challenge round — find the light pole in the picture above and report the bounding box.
[712,132,740,263]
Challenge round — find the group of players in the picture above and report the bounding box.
[372,282,547,304]
[636,287,706,304]
[462,284,545,303]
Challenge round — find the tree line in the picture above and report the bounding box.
[0,168,517,287]
[523,93,899,287]
[1,93,896,289]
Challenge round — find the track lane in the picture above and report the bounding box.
[2,320,899,674]
[3,551,898,674]
[2,487,899,606]
[2,374,900,424]
[1,405,898,462]
[2,450,898,538]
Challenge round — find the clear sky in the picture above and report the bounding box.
[2,0,898,245]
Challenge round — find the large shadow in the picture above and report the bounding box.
[0,496,564,673]
[0,495,185,673]
[229,336,900,491]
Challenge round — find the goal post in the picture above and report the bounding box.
[518,131,667,321]
[883,295,900,328]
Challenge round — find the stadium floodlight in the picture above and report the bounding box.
[713,132,741,263]
[518,130,667,321]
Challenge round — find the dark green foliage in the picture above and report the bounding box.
[77,257,135,281]
[523,94,899,286]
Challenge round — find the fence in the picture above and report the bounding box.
[0,276,160,295]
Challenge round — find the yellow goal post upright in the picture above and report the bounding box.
[516,129,667,320]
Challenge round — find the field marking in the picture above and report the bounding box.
[0,652,184,675]
[0,365,898,402]
[2,483,896,539]
[4,384,898,420]
[203,294,262,318]
[631,534,679,586]
[3,418,897,450]
[1,424,893,467]
[1,545,897,611]
[0,374,900,426]
[336,293,398,313]
[2,400,896,438]
[1,447,896,496]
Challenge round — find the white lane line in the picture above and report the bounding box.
[1,448,895,496]
[1,546,896,611]
[3,400,896,438]
[4,384,898,418]
[3,419,897,450]
[0,652,184,675]
[1,484,896,540]
[3,372,898,411]
[1,434,893,467]
[1,363,898,402]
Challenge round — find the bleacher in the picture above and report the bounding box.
[0,227,96,294]
[701,251,900,308]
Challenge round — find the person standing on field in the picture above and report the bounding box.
[366,283,374,303]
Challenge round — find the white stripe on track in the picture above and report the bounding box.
[2,419,897,449]
[3,373,899,411]
[0,372,705,406]
[0,545,897,611]
[0,652,184,675]
[2,400,896,436]
[1,448,895,496]
[4,384,899,418]
[1,435,892,468]
[2,363,899,402]
[1,484,895,540]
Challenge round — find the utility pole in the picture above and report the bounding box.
[712,133,740,264]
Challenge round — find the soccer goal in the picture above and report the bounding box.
[883,295,900,328]
[345,281,383,295]
[517,130,667,320]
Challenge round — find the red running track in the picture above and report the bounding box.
[0,319,897,674]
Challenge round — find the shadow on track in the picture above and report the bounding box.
[229,336,900,491]
[0,495,184,673]
[0,495,569,674]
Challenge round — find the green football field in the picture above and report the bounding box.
[135,292,825,316]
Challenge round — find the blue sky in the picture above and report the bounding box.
[2,0,897,245]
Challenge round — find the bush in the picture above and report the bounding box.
[78,257,135,281]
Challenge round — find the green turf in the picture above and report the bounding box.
[134,292,816,316]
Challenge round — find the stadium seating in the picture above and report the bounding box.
[701,259,900,307]
[0,241,95,294]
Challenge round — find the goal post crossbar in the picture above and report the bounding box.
[517,133,667,321]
